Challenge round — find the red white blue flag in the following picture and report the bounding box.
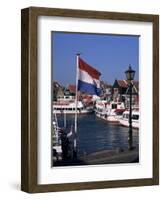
[78,58,101,96]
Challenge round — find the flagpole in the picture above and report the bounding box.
[75,53,80,133]
[74,53,80,157]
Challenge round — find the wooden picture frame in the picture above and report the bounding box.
[21,7,159,193]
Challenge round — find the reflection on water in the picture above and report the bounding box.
[56,113,139,156]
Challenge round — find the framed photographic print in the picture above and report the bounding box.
[21,7,159,193]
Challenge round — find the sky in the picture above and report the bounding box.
[52,32,139,86]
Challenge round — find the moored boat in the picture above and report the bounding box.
[53,100,93,114]
[52,113,75,161]
[95,100,126,123]
[119,109,139,129]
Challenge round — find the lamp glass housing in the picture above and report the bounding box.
[125,65,135,81]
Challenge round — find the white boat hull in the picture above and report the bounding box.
[53,145,62,153]
[95,100,126,124]
[119,118,139,129]
[53,109,93,114]
[96,112,120,123]
[53,100,93,114]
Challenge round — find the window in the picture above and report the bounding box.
[132,114,139,120]
[112,104,117,109]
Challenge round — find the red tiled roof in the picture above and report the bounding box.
[132,80,139,88]
[117,80,139,89]
[117,80,128,88]
[68,85,76,93]
[83,96,92,100]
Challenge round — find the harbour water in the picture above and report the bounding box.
[56,113,139,157]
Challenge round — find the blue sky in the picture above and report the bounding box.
[52,32,139,86]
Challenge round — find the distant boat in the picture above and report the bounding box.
[52,111,75,161]
[119,109,139,129]
[52,112,62,155]
[53,97,93,114]
[95,100,125,123]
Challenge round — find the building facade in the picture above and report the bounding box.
[112,79,139,107]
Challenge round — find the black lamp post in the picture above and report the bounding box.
[125,65,135,150]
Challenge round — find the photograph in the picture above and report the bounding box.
[21,7,159,193]
[52,32,139,167]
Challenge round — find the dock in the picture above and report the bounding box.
[79,148,139,165]
[53,148,139,166]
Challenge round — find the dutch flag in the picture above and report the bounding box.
[78,58,101,96]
